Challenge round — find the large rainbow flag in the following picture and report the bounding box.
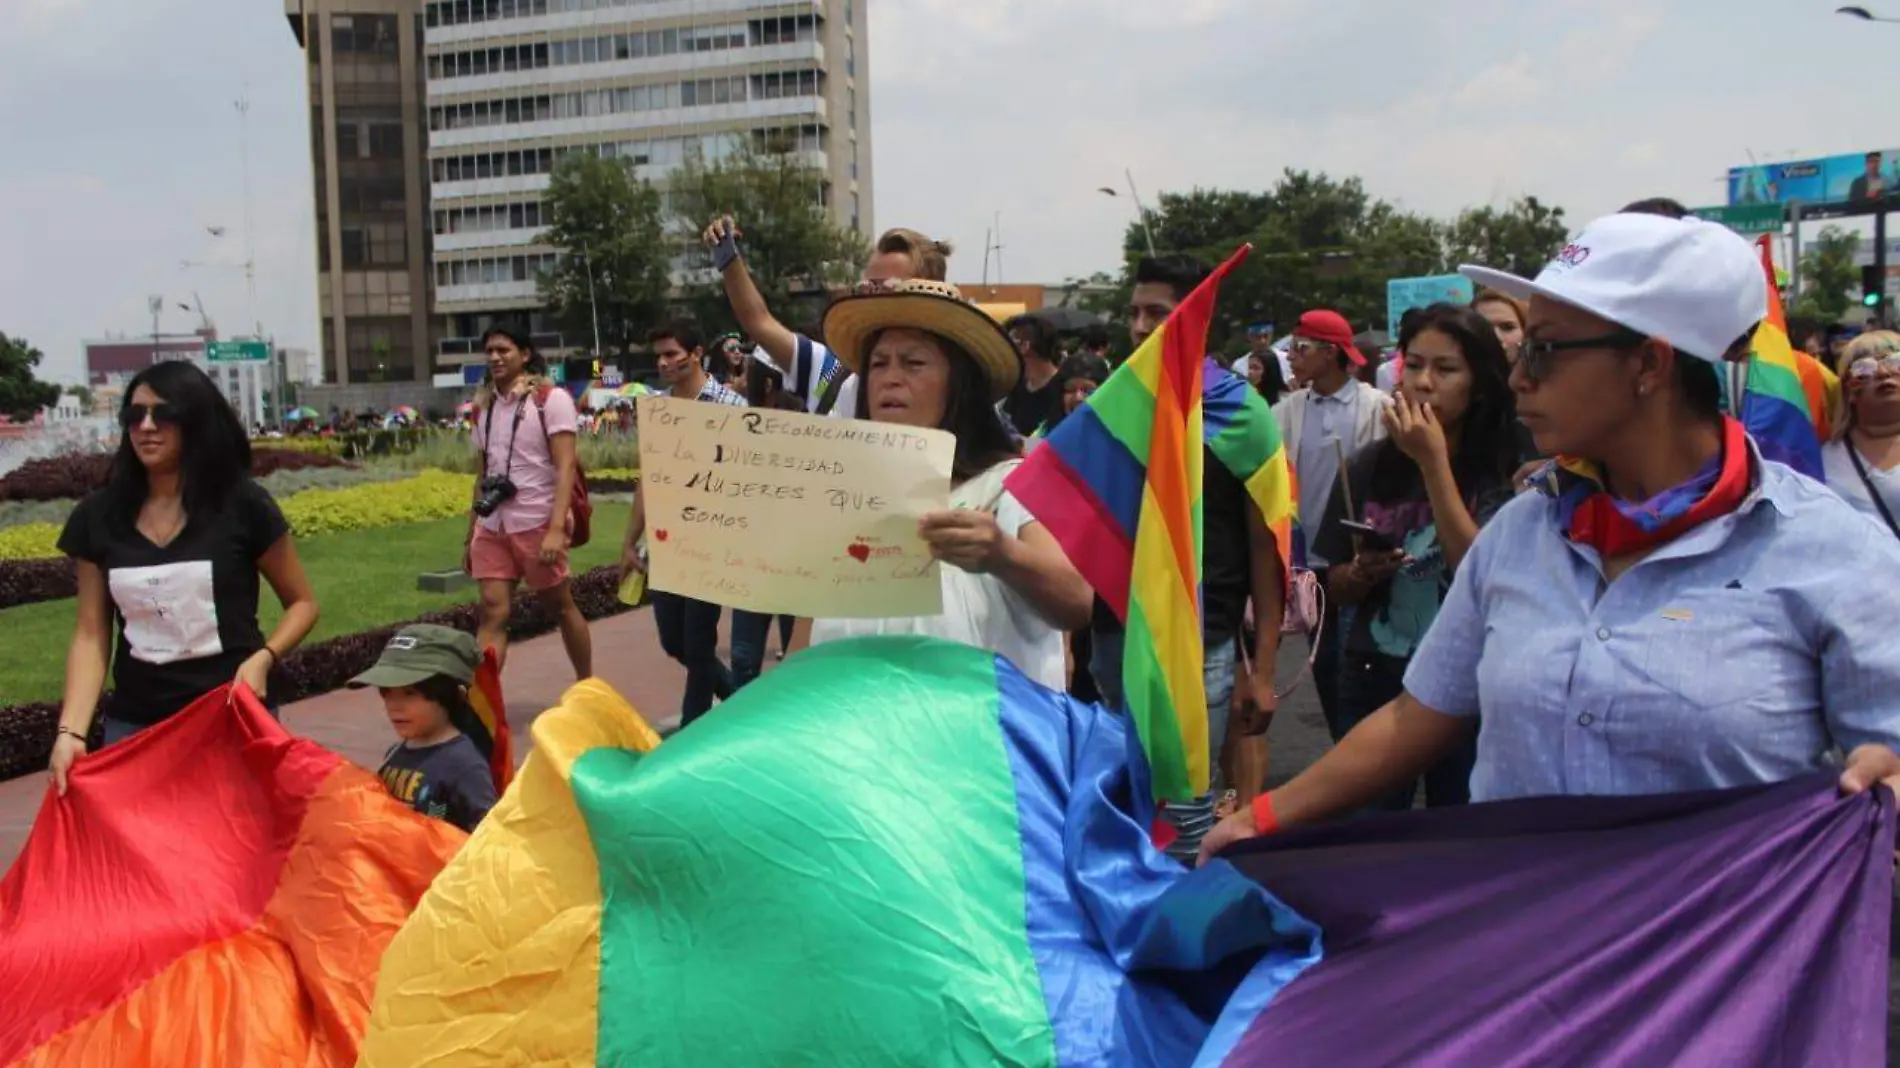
[1005,246,1294,802]
[1728,236,1826,480]
[357,637,1894,1066]
[0,685,463,1065]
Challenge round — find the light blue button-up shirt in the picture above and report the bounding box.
[1404,444,1900,802]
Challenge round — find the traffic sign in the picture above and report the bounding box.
[205,340,270,363]
[1690,204,1783,236]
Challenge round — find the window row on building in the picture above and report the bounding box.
[430,124,826,184]
[426,19,790,81]
[434,200,548,236]
[425,0,716,27]
[436,253,561,288]
[427,69,818,132]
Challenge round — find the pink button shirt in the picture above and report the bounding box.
[472,385,578,534]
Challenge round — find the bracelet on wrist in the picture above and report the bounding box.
[58,726,88,744]
[1250,791,1281,836]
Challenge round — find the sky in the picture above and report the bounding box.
[3,0,1895,385]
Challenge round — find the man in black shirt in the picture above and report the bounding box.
[1089,254,1285,863]
[1001,316,1062,437]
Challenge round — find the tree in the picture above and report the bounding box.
[539,153,671,356]
[667,138,868,336]
[63,384,94,411]
[0,333,60,421]
[1791,225,1861,324]
[1442,196,1569,281]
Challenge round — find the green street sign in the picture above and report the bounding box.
[1690,204,1784,236]
[205,339,270,363]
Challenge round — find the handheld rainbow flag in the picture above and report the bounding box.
[463,647,513,794]
[1006,246,1294,803]
[1729,236,1825,480]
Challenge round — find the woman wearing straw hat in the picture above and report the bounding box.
[1202,211,1900,862]
[813,279,1093,688]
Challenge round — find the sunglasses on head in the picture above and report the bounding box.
[119,402,182,429]
[1850,352,1900,380]
[1515,328,1649,383]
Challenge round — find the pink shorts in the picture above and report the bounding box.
[469,522,570,591]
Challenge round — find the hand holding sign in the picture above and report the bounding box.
[635,396,955,617]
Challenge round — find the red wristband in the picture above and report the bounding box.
[1250,791,1281,836]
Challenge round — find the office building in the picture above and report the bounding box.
[285,0,438,386]
[421,0,871,365]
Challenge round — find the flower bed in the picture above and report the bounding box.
[0,563,631,781]
[0,469,475,561]
[0,558,76,610]
[0,448,355,503]
[0,466,408,534]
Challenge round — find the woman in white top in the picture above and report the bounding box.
[807,279,1092,688]
[1822,331,1900,540]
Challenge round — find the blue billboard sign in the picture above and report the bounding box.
[1385,274,1476,338]
[1727,149,1900,207]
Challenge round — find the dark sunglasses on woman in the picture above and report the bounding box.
[119,402,183,429]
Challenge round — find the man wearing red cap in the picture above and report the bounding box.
[1274,309,1389,737]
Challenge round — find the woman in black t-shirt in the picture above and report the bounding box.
[47,361,321,794]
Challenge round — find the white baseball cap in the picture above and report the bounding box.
[1460,212,1766,364]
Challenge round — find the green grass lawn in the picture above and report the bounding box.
[0,502,631,707]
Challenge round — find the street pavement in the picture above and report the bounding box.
[0,617,1332,870]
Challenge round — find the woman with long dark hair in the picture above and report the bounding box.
[48,361,320,793]
[1326,303,1518,809]
[810,279,1092,688]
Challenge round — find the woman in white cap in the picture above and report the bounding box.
[1202,212,1900,860]
[811,280,1092,688]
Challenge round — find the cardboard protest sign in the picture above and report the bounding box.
[635,396,955,618]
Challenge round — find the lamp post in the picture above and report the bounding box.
[1098,169,1158,256]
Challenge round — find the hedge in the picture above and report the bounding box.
[0,448,353,503]
[0,563,632,782]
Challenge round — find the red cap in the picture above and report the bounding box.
[1292,309,1366,367]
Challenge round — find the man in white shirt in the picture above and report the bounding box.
[703,217,952,420]
[1272,309,1390,737]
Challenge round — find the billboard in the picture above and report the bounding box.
[1727,149,1900,207]
[1386,274,1475,338]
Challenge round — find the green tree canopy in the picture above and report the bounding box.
[538,152,671,356]
[668,138,867,336]
[1790,225,1861,325]
[0,333,60,421]
[1097,177,1571,355]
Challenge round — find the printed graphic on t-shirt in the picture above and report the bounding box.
[109,561,222,665]
[380,764,453,823]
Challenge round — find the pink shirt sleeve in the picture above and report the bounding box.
[539,386,579,436]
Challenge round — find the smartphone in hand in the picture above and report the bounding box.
[1339,519,1396,552]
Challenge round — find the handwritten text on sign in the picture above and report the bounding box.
[635,396,955,618]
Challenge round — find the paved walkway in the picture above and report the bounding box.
[0,617,1327,871]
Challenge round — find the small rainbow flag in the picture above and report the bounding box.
[1006,246,1293,802]
[1732,236,1825,480]
[463,646,514,794]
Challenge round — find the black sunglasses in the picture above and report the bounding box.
[119,402,183,429]
[1515,329,1648,382]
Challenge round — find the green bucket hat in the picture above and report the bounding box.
[347,624,479,689]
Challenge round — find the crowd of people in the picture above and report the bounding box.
[36,197,1900,875]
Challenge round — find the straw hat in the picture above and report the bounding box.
[821,279,1022,403]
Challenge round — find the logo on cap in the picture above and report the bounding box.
[387,636,419,651]
[1553,244,1591,269]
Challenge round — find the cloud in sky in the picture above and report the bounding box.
[2,0,1894,383]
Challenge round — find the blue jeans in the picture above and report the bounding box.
[1089,628,1237,864]
[651,591,732,725]
[730,609,772,688]
[1338,650,1474,811]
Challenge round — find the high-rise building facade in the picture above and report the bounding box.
[420,0,871,365]
[286,0,438,386]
